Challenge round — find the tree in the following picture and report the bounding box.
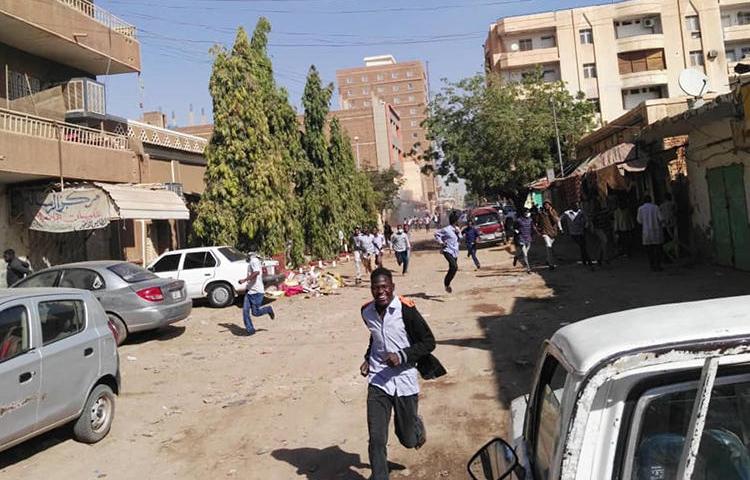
[365,168,405,222]
[423,70,594,205]
[300,66,342,259]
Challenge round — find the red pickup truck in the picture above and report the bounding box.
[467,207,506,246]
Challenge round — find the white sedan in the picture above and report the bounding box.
[147,246,278,308]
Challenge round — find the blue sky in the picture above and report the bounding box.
[99,0,607,125]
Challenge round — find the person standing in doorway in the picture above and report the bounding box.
[3,249,31,287]
[637,195,664,271]
[562,202,592,268]
[383,222,393,251]
[535,201,561,270]
[461,220,481,270]
[613,199,636,258]
[591,200,613,267]
[391,225,411,275]
[513,208,535,274]
[360,268,444,480]
[238,250,275,335]
[434,212,460,293]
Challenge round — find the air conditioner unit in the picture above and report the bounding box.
[707,49,719,60]
[643,17,656,28]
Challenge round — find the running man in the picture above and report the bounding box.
[434,211,460,293]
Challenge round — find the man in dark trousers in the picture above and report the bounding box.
[462,220,481,270]
[360,268,445,480]
[3,249,31,287]
[434,211,460,293]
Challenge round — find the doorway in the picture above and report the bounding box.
[707,164,750,270]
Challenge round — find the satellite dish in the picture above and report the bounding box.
[510,43,519,52]
[679,68,709,97]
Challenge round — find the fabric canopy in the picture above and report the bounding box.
[586,142,648,174]
[95,183,189,220]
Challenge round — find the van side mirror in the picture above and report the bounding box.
[467,438,518,480]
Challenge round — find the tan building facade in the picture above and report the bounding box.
[336,55,437,208]
[484,0,750,123]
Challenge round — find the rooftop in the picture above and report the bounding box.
[551,295,750,375]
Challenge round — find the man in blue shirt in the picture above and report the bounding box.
[462,220,481,270]
[434,211,460,293]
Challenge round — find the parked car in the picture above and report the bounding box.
[468,295,750,480]
[13,261,191,345]
[147,246,279,308]
[467,206,506,246]
[0,288,119,453]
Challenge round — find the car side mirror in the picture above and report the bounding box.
[467,438,519,480]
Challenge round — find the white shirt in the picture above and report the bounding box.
[637,202,664,245]
[372,234,385,251]
[360,234,376,255]
[246,256,264,294]
[362,296,419,397]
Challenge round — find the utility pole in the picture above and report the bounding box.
[551,99,564,177]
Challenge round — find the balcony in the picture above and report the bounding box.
[116,120,208,155]
[620,70,669,90]
[617,34,665,53]
[0,0,140,75]
[0,107,139,184]
[496,47,559,69]
[724,23,750,42]
[494,12,556,35]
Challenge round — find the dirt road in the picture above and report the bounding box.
[3,232,750,479]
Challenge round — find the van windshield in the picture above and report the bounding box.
[474,213,499,225]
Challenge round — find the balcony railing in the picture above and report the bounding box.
[0,108,129,151]
[121,120,208,154]
[56,0,137,39]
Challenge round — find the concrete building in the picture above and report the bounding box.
[484,0,750,123]
[0,0,208,282]
[336,55,437,210]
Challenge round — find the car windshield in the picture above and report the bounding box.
[474,213,498,225]
[108,263,158,283]
[219,247,246,262]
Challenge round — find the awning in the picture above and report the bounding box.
[95,183,190,220]
[586,143,648,174]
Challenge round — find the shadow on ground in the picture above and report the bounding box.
[438,235,750,406]
[271,445,405,480]
[126,325,186,345]
[0,426,71,469]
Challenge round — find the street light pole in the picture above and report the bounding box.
[354,136,361,169]
[551,99,564,177]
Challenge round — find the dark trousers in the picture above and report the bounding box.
[442,252,458,287]
[571,234,592,266]
[647,244,663,270]
[367,385,423,480]
[395,250,409,274]
[467,243,480,268]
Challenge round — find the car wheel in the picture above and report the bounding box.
[108,314,128,346]
[207,283,234,308]
[73,384,115,444]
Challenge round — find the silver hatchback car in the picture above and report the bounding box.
[14,261,192,345]
[0,288,119,453]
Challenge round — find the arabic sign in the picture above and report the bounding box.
[25,188,111,233]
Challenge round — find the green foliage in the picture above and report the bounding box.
[365,168,405,220]
[423,70,595,201]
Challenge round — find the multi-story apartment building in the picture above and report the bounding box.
[484,0,750,123]
[0,0,208,281]
[336,55,437,210]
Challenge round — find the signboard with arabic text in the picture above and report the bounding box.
[26,188,111,233]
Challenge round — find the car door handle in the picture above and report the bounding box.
[204,273,211,276]
[84,347,94,357]
[19,371,34,383]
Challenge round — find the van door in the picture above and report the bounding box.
[0,302,41,447]
[35,297,99,427]
[178,251,217,298]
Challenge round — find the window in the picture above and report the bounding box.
[393,85,400,92]
[150,253,181,273]
[361,75,368,82]
[394,97,401,104]
[618,49,666,74]
[39,299,85,346]
[108,263,157,283]
[410,120,418,127]
[579,28,593,44]
[17,271,60,288]
[542,69,557,81]
[362,88,369,95]
[376,73,384,81]
[532,356,568,480]
[346,77,353,84]
[377,86,385,93]
[391,72,400,79]
[408,95,415,102]
[407,82,414,90]
[59,269,104,291]
[218,247,245,262]
[583,63,597,79]
[742,47,750,60]
[347,89,353,96]
[363,100,371,107]
[0,306,30,363]
[519,38,533,51]
[685,15,700,32]
[406,71,414,78]
[739,11,750,26]
[183,251,217,270]
[722,14,732,28]
[625,375,750,480]
[727,48,738,63]
[690,50,705,67]
[540,35,556,48]
[8,70,41,101]
[410,108,417,115]
[411,132,419,139]
[588,98,601,113]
